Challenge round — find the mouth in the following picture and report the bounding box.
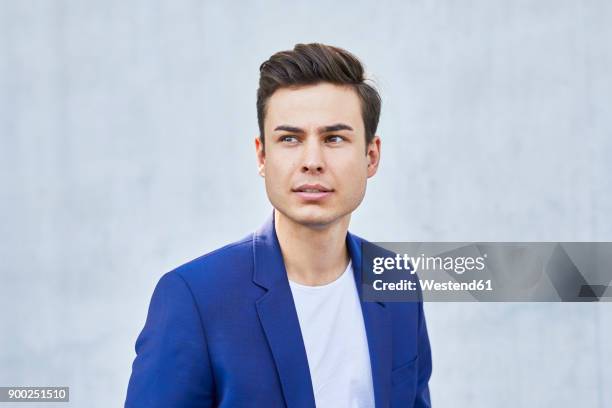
[292,184,334,201]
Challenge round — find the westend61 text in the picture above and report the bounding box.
[372,279,493,292]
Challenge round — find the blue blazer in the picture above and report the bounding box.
[126,214,432,407]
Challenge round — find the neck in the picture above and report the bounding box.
[274,208,351,286]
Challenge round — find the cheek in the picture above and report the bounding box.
[335,157,368,195]
[265,157,296,190]
[337,153,368,177]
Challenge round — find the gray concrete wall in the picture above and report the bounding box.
[1,1,610,407]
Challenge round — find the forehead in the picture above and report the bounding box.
[265,82,363,132]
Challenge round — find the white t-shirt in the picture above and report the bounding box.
[289,261,375,408]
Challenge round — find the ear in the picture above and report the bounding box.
[366,135,381,178]
[255,136,265,177]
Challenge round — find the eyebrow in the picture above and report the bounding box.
[273,123,354,134]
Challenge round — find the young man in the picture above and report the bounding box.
[126,43,432,407]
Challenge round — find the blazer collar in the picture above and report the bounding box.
[252,212,391,408]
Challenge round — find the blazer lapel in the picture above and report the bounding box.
[252,213,392,408]
[347,232,392,408]
[253,214,316,408]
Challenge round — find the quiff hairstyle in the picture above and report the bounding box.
[256,43,381,150]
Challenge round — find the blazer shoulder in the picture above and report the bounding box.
[170,233,255,286]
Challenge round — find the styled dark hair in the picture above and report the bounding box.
[257,43,381,149]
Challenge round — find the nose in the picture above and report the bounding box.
[301,139,325,174]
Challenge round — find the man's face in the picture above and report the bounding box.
[255,82,381,228]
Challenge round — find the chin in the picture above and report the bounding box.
[283,206,347,229]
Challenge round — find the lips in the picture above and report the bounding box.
[292,183,333,201]
[292,183,333,193]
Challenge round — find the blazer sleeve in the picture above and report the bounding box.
[125,271,216,408]
[415,300,433,407]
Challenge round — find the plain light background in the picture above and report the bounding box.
[1,1,611,407]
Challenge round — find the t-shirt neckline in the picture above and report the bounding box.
[288,260,353,291]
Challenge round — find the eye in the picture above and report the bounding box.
[280,135,299,143]
[326,135,345,143]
